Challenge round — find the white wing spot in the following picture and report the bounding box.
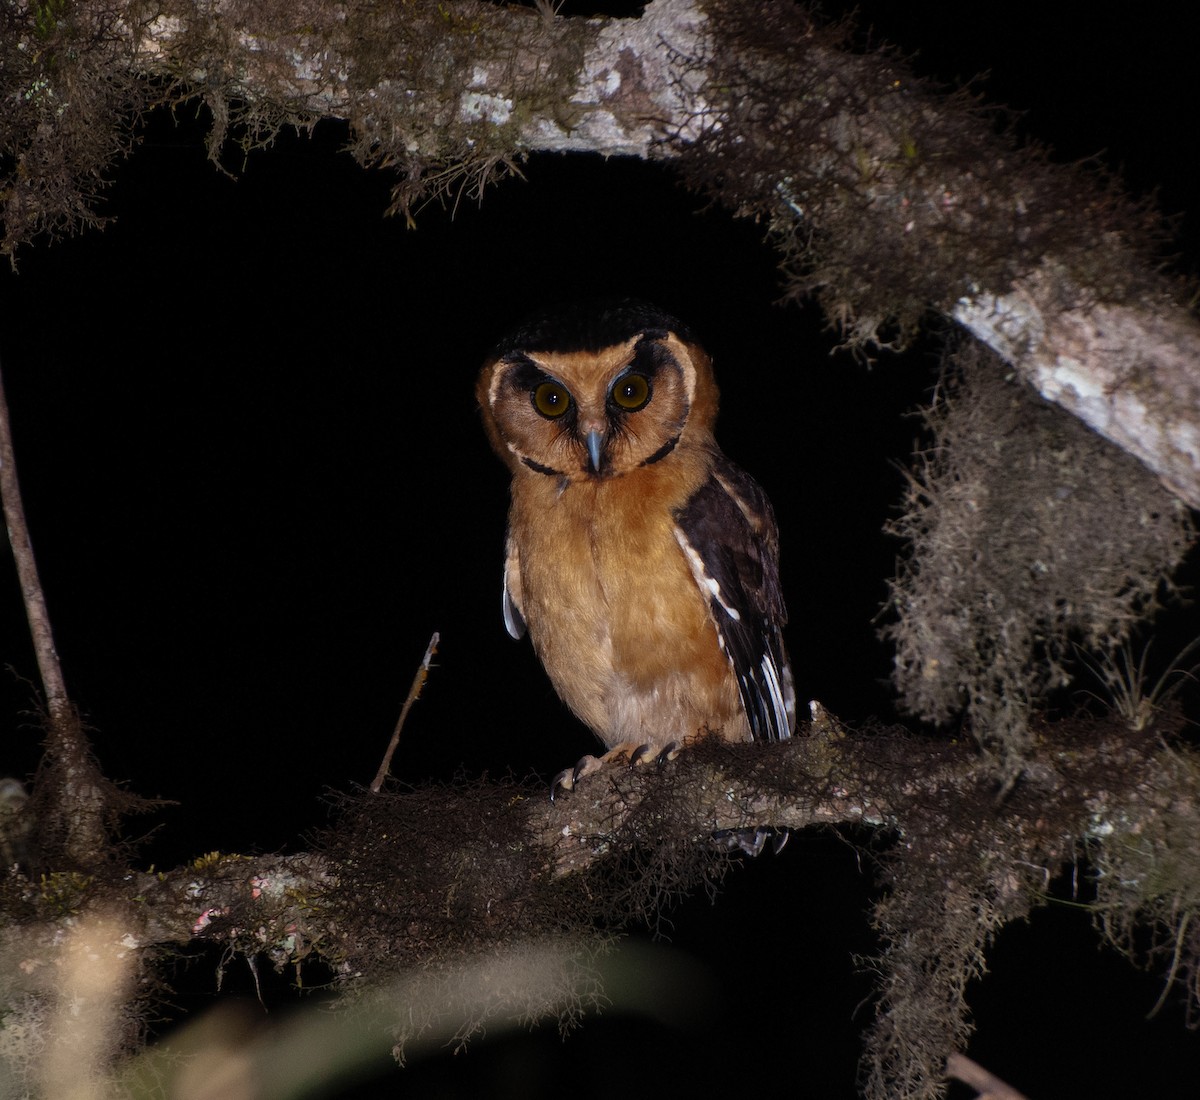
[674,527,741,621]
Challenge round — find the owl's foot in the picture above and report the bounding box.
[711,825,791,858]
[628,739,680,768]
[550,740,681,799]
[549,756,599,798]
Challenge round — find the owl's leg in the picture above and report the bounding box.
[550,740,681,799]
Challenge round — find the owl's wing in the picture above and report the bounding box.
[502,534,527,640]
[674,456,795,741]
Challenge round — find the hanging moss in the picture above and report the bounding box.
[883,340,1194,764]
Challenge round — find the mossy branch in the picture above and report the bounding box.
[2,1,1198,503]
[4,714,1192,1099]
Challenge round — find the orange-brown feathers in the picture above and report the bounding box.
[503,454,745,746]
[477,333,719,483]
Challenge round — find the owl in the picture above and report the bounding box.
[477,300,795,791]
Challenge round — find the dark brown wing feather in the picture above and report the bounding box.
[674,454,795,741]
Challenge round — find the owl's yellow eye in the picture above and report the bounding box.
[611,373,651,411]
[532,380,572,418]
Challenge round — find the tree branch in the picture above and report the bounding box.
[4,710,1193,1096]
[953,268,1200,510]
[945,1054,1030,1100]
[371,631,440,792]
[6,2,1197,497]
[107,715,1179,954]
[0,359,120,866]
[0,358,69,717]
[98,0,1200,506]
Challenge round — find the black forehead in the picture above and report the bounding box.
[491,299,697,357]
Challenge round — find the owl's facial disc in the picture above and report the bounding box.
[514,358,625,478]
[486,333,695,482]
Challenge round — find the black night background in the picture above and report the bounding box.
[1,2,1198,1097]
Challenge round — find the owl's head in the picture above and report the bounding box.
[477,300,720,482]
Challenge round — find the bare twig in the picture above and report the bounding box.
[0,357,69,717]
[946,1053,1031,1100]
[1147,909,1191,1020]
[371,632,440,792]
[0,358,121,864]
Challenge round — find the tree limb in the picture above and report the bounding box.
[0,358,69,718]
[111,0,1200,505]
[945,1054,1030,1100]
[3,710,1193,1098]
[0,359,120,866]
[5,2,1196,498]
[953,268,1200,509]
[86,715,1180,954]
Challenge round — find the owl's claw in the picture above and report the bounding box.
[550,754,604,799]
[630,739,681,768]
[551,741,683,798]
[628,743,654,768]
[549,768,574,800]
[712,825,791,857]
[572,754,603,785]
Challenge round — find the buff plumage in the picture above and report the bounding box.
[477,300,794,788]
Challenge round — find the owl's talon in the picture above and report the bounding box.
[554,744,676,797]
[572,754,603,786]
[628,743,655,768]
[550,768,576,799]
[712,825,789,858]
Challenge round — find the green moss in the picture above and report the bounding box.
[37,870,95,916]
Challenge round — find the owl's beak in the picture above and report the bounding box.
[585,428,604,474]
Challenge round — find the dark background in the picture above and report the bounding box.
[1,1,1197,1096]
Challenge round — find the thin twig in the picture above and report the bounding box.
[371,632,440,792]
[0,359,117,862]
[946,1053,1031,1100]
[1147,909,1191,1019]
[0,358,69,716]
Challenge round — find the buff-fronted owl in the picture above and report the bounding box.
[477,300,795,790]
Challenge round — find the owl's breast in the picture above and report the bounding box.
[510,464,745,747]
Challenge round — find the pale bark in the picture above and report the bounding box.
[953,270,1200,508]
[0,360,69,717]
[113,0,1200,507]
